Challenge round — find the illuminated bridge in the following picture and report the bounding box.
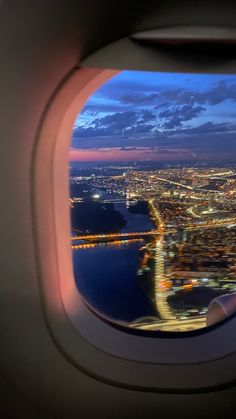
[72,238,144,250]
[71,230,159,242]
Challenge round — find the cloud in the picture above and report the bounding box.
[159,80,236,106]
[156,122,236,155]
[74,104,206,140]
[72,72,236,161]
[120,93,159,105]
[73,110,157,139]
[118,80,236,108]
[178,121,236,136]
[159,105,205,129]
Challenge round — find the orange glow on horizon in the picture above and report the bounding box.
[69,147,236,162]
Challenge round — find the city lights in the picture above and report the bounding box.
[70,69,236,332]
[70,162,236,332]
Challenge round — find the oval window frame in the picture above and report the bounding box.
[33,59,236,392]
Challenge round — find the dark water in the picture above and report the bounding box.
[73,243,156,322]
[114,203,154,233]
[72,194,156,322]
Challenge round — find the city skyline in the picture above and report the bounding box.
[70,70,236,162]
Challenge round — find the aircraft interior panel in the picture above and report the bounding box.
[1,1,236,418]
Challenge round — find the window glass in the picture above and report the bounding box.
[69,70,236,332]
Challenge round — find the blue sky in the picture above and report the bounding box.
[71,70,236,161]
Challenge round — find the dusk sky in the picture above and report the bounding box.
[70,70,236,162]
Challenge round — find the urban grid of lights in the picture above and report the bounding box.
[70,164,236,332]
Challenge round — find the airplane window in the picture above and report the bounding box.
[69,69,236,333]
